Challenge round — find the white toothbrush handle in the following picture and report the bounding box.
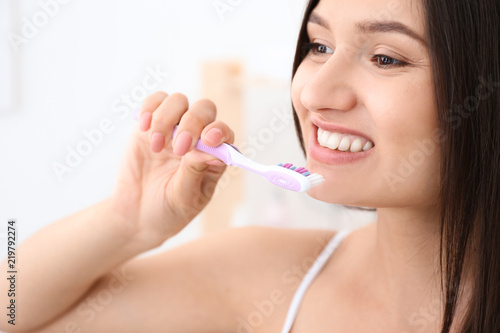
[172,126,313,192]
[195,140,312,192]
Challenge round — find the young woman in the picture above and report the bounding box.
[2,0,498,332]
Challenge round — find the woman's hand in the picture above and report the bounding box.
[109,91,234,248]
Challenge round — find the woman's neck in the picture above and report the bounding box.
[366,206,475,331]
[362,206,447,329]
[374,206,442,289]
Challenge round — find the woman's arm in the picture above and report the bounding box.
[27,226,262,333]
[0,91,236,332]
[22,225,335,333]
[0,198,149,332]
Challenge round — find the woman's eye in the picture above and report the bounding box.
[372,54,408,69]
[303,42,334,56]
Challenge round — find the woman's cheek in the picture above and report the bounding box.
[291,66,311,139]
[291,66,307,112]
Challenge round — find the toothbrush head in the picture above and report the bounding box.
[274,163,325,192]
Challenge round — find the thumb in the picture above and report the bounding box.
[169,149,227,215]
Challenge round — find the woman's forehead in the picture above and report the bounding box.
[312,0,426,36]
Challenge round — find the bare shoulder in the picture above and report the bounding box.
[178,226,338,330]
[143,225,337,297]
[177,225,337,282]
[146,225,337,276]
[139,225,336,269]
[36,226,336,332]
[128,226,337,330]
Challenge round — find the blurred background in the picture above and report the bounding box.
[0,0,376,257]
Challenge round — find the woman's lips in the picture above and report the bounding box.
[308,124,375,165]
[311,117,375,144]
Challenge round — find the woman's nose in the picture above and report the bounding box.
[300,53,357,113]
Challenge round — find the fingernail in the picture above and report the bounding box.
[151,132,165,153]
[139,113,152,132]
[205,128,223,145]
[173,131,192,156]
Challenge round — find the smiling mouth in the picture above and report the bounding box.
[316,127,375,153]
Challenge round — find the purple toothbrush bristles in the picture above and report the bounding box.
[279,163,317,178]
[277,163,324,189]
[277,163,321,186]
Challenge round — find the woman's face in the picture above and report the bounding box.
[292,0,439,208]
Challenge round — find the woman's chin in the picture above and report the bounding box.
[306,184,376,209]
[306,185,349,205]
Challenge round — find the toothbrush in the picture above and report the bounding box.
[172,127,324,192]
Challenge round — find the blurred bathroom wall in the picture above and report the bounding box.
[0,0,375,255]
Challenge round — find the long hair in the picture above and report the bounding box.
[290,1,500,332]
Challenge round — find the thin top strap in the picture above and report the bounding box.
[280,229,351,333]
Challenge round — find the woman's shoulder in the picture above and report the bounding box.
[159,225,338,279]
[154,225,337,298]
[209,225,338,264]
[107,226,338,331]
[133,225,337,279]
[200,226,338,327]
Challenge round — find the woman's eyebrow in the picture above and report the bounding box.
[308,12,331,29]
[308,12,427,47]
[356,20,427,46]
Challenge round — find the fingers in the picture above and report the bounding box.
[138,92,189,153]
[201,121,235,147]
[138,91,168,132]
[138,92,234,157]
[149,93,190,153]
[175,121,234,169]
[172,99,217,156]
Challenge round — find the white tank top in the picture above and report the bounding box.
[280,230,351,333]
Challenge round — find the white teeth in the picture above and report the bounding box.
[319,129,330,143]
[350,138,363,152]
[338,137,351,151]
[317,127,374,153]
[326,133,340,149]
[363,141,373,151]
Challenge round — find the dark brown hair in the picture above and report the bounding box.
[291,0,500,332]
